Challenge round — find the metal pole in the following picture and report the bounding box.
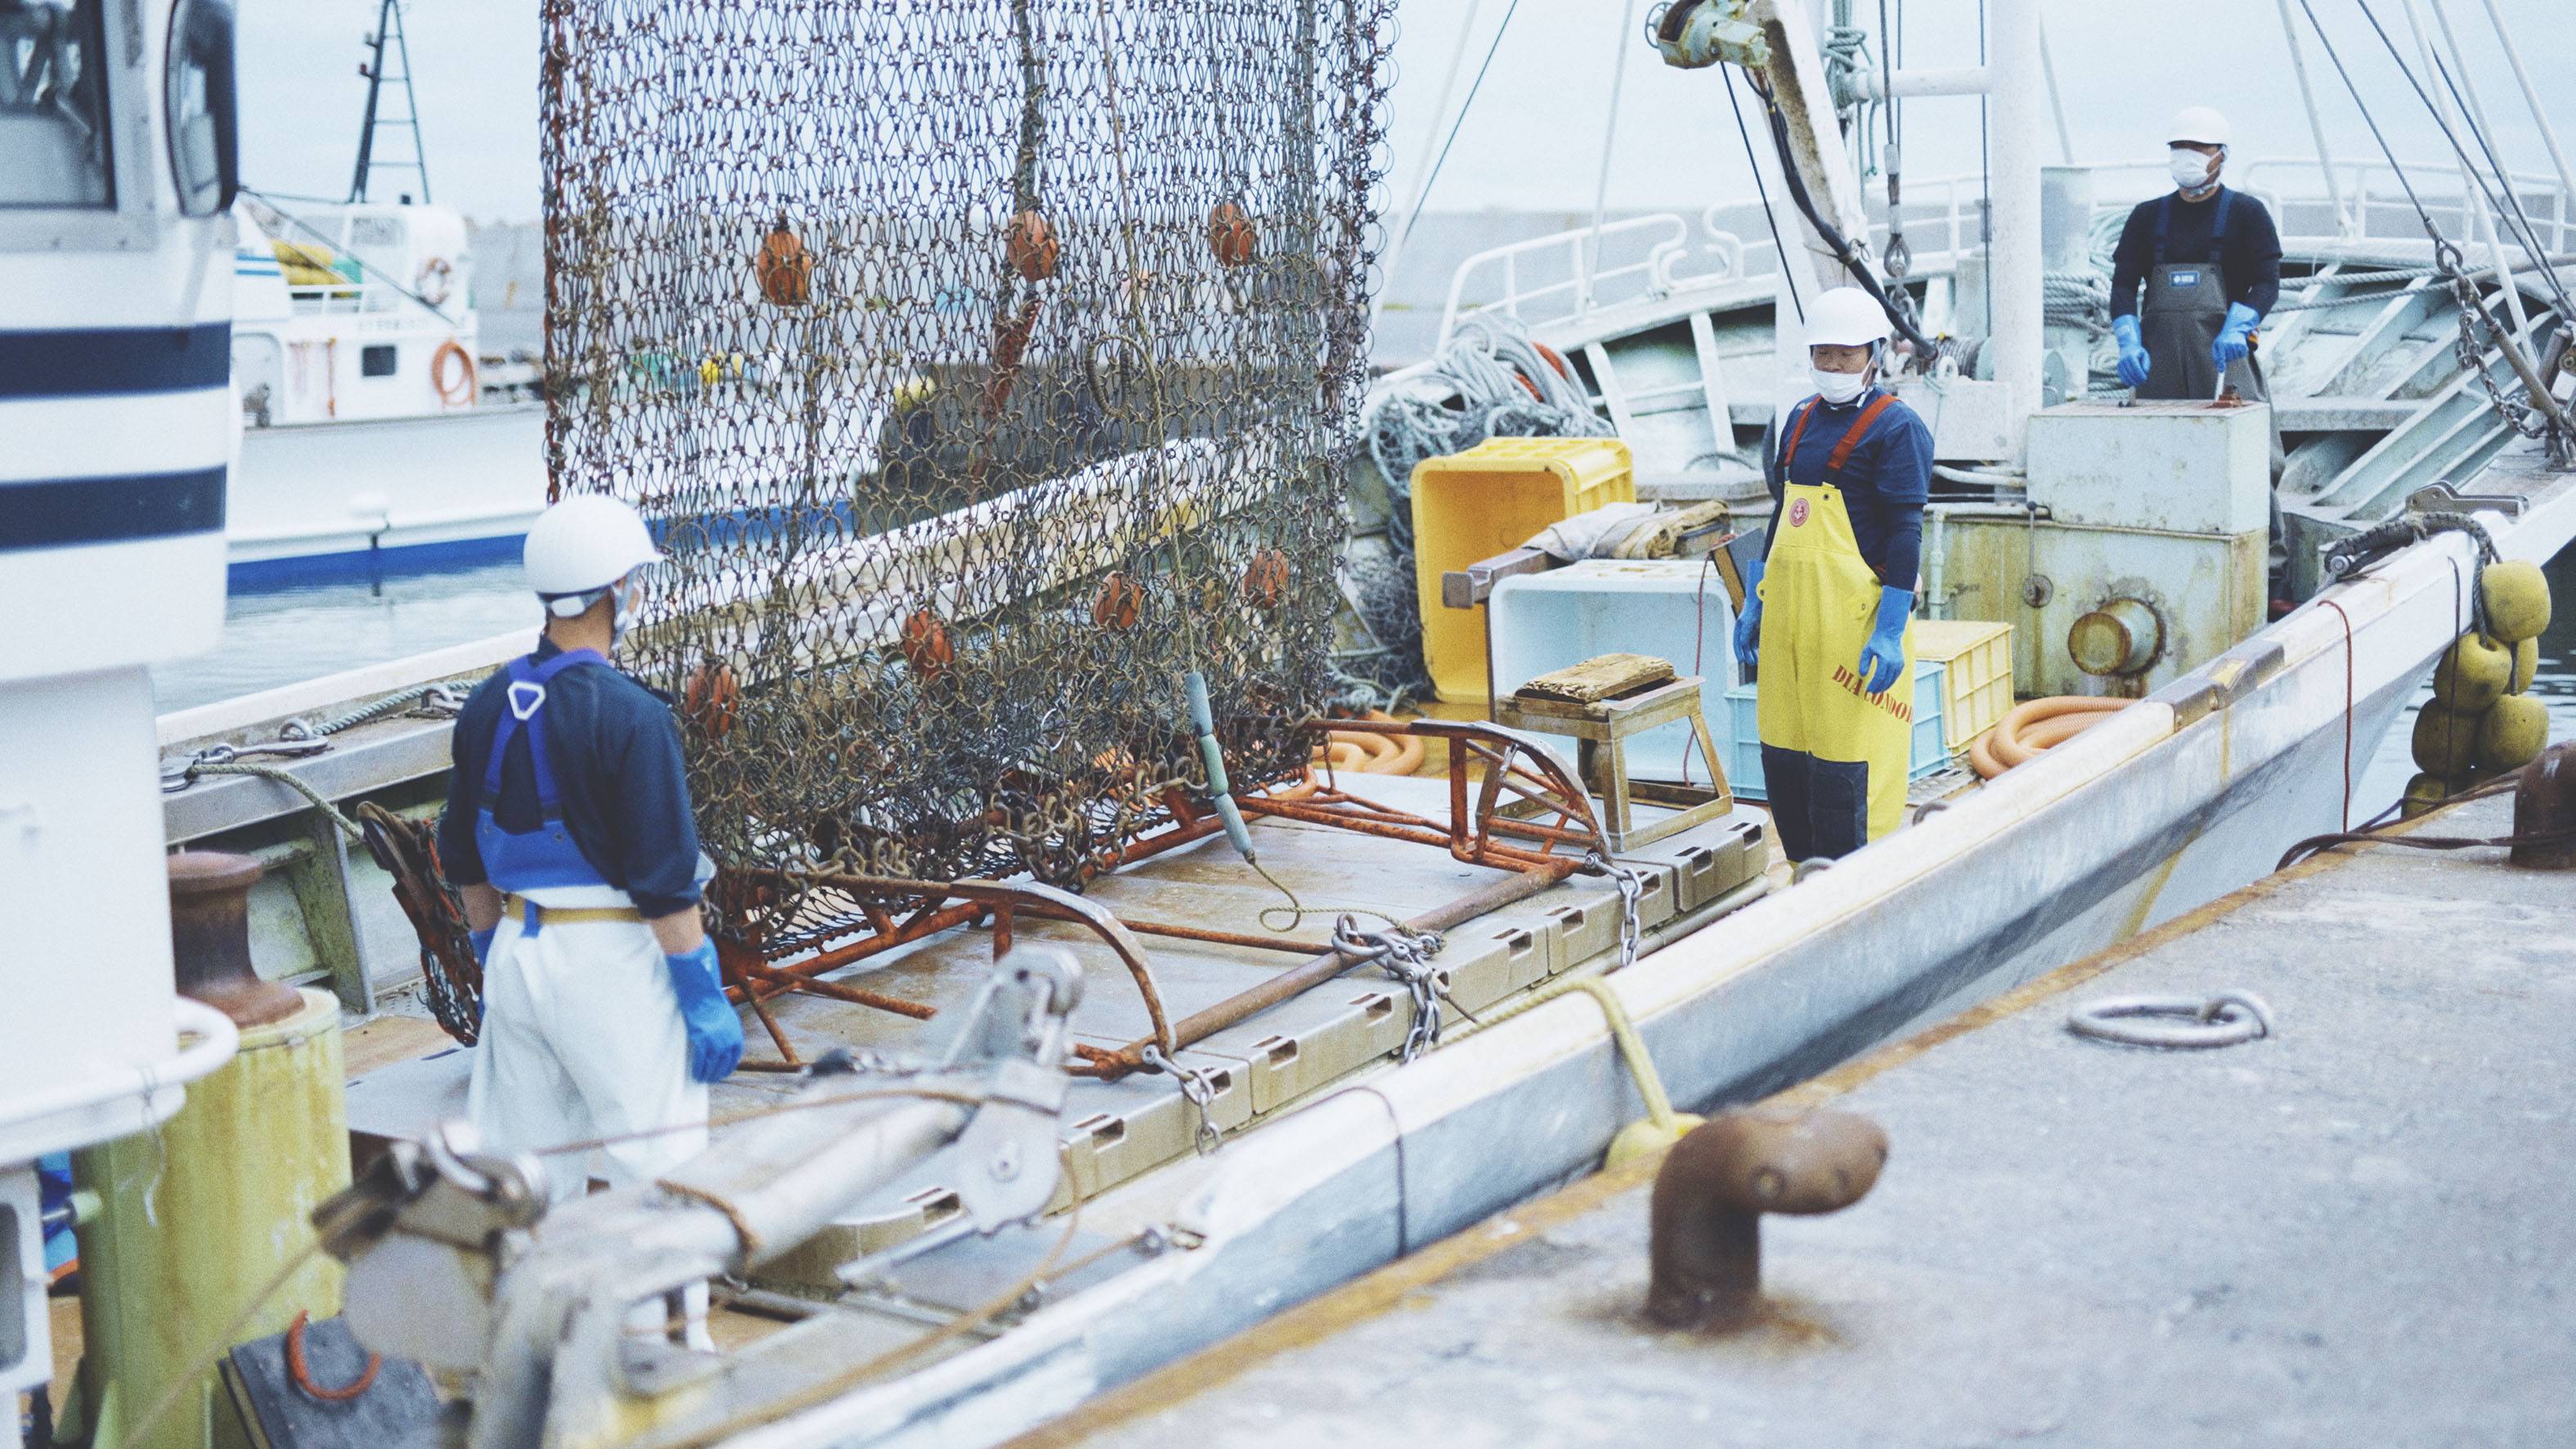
[2272,0,2351,237]
[1984,0,2044,449]
[2474,0,2576,213]
[2428,0,2533,344]
[2402,0,2531,348]
[1579,0,1640,316]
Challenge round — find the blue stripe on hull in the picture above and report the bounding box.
[1,466,227,553]
[0,324,231,398]
[227,530,526,592]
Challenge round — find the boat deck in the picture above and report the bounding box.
[343,773,1775,1244]
[1026,787,2576,1448]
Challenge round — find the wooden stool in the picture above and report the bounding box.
[1494,656,1730,852]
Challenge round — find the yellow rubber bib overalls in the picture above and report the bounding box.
[1755,393,1916,859]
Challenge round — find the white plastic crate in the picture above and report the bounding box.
[1488,559,1737,783]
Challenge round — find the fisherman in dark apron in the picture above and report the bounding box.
[2111,107,2285,481]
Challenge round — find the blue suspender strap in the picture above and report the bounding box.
[2152,195,2170,265]
[2208,187,2234,262]
[480,649,612,816]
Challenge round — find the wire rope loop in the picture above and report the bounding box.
[2067,991,2275,1050]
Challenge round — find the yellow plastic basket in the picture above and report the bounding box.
[1409,436,1635,703]
[1910,618,2014,753]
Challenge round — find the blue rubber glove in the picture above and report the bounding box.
[2113,315,2151,389]
[2212,302,2259,370]
[1856,586,1913,697]
[664,940,745,1083]
[1733,557,1765,670]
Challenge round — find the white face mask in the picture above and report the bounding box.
[2170,149,2216,191]
[1810,366,1871,406]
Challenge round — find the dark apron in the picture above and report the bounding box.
[2136,188,2286,483]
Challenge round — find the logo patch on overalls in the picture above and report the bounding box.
[2170,269,2201,286]
[1788,498,1810,527]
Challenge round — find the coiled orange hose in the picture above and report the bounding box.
[1968,696,2133,779]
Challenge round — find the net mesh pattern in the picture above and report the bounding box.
[541,0,1392,931]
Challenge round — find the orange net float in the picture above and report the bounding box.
[1208,200,1257,267]
[899,608,954,680]
[1968,697,2132,780]
[755,214,813,307]
[1092,572,1144,630]
[1006,209,1060,282]
[682,660,741,741]
[1242,547,1290,610]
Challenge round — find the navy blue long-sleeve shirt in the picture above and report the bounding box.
[1762,389,1932,587]
[2109,186,2284,321]
[437,637,706,918]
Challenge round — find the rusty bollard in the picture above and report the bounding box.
[2512,742,2576,871]
[1645,1105,1887,1330]
[168,851,304,1026]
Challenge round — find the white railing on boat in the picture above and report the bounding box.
[1437,158,2572,347]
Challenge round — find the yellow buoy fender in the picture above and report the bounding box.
[2399,771,2451,819]
[2476,693,2550,772]
[2480,559,2552,644]
[2412,703,2483,778]
[2431,631,2511,713]
[2511,635,2539,694]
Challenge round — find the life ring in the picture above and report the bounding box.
[416,255,455,307]
[431,339,475,406]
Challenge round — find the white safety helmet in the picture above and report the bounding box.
[2167,106,2232,149]
[1806,286,1893,349]
[523,494,665,619]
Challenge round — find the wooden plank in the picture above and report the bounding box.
[1513,653,1674,704]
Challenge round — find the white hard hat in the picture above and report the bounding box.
[523,494,664,615]
[1806,286,1892,348]
[2167,106,2231,148]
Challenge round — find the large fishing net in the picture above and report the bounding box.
[541,0,1393,939]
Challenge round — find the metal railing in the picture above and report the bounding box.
[1435,157,2571,345]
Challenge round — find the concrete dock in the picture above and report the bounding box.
[1021,787,2576,1448]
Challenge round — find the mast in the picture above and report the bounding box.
[349,0,432,204]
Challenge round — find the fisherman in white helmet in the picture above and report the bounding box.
[2111,108,2286,449]
[436,493,741,1348]
[1733,285,1934,860]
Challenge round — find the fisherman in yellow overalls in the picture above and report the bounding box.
[1734,287,1935,862]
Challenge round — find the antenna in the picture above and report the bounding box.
[348,0,431,204]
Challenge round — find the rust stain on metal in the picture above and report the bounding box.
[1645,1107,1887,1330]
[168,851,304,1027]
[2511,742,2576,869]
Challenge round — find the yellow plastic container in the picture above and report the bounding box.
[1911,618,2015,753]
[1411,436,1635,703]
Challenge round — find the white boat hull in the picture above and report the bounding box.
[227,403,545,586]
[722,472,2576,1449]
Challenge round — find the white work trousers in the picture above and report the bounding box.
[466,887,708,1202]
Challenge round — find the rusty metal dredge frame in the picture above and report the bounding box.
[713,716,1613,1079]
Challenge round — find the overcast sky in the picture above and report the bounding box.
[240,0,2575,225]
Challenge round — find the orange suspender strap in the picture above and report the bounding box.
[1824,393,1901,478]
[1778,399,1819,473]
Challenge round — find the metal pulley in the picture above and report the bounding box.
[1646,0,1767,70]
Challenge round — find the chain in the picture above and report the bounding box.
[1330,914,1448,1061]
[1140,1044,1224,1157]
[2440,243,2556,442]
[1588,854,1647,971]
